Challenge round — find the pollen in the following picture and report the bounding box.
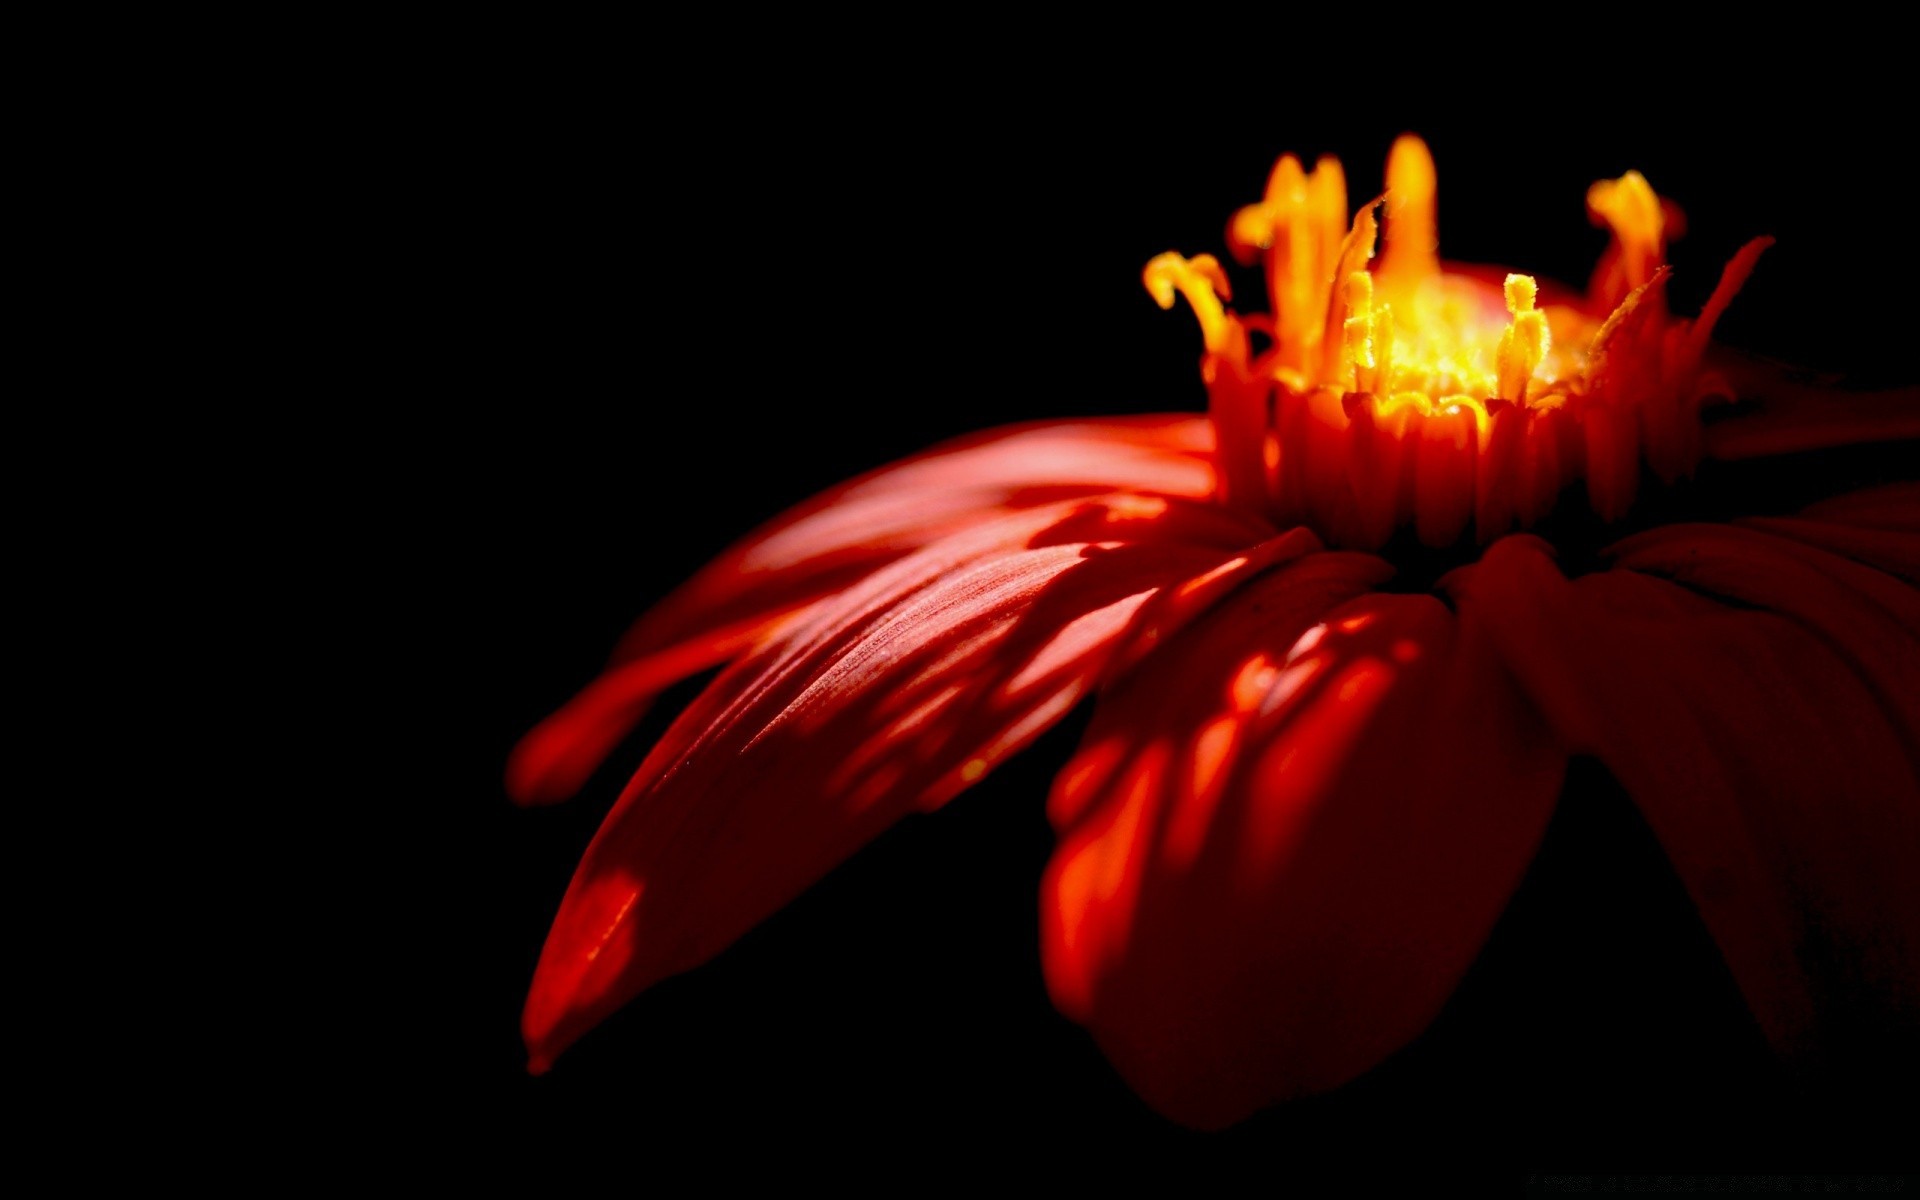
[1145,136,1769,549]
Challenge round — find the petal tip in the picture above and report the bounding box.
[521,992,584,1078]
[504,723,588,808]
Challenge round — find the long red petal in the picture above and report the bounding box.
[522,495,1257,1071]
[611,416,1217,666]
[1701,365,1919,461]
[1736,485,1920,586]
[507,416,1216,805]
[1042,567,1563,1128]
[504,615,802,808]
[1455,537,1920,1068]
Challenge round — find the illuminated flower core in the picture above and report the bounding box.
[1149,134,1770,549]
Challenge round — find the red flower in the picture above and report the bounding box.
[508,136,1920,1128]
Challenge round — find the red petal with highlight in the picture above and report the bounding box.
[506,417,1216,805]
[1043,564,1563,1128]
[1455,538,1920,1067]
[504,616,800,808]
[523,496,1256,1071]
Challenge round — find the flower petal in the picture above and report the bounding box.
[522,496,1253,1071]
[1455,537,1920,1068]
[1042,566,1564,1128]
[612,416,1217,665]
[1701,368,1919,461]
[1733,517,1920,587]
[1604,522,1920,768]
[507,416,1215,805]
[503,615,803,808]
[1736,484,1920,586]
[1800,481,1920,530]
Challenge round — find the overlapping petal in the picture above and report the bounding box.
[1799,481,1920,529]
[508,121,1920,1133]
[507,417,1215,805]
[1735,482,1920,586]
[1606,521,1920,768]
[1701,368,1920,461]
[1042,552,1565,1128]
[1453,527,1920,1067]
[522,494,1266,1070]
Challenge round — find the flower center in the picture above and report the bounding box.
[1148,135,1770,550]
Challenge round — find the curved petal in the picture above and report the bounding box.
[1042,567,1564,1128]
[522,495,1260,1072]
[1800,481,1920,530]
[1734,517,1920,587]
[1455,537,1920,1068]
[1700,358,1919,461]
[1736,484,1920,586]
[504,614,805,808]
[508,415,1216,805]
[1603,522,1920,768]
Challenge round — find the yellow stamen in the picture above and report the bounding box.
[1144,252,1234,356]
[1495,273,1550,402]
[1370,304,1395,397]
[1307,154,1349,305]
[1231,154,1350,375]
[1151,137,1746,550]
[1504,273,1537,314]
[1378,134,1438,294]
[1342,271,1375,393]
[1319,201,1380,381]
[1588,170,1665,293]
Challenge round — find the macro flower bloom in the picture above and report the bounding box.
[509,135,1919,1128]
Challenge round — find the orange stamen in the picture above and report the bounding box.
[1495,274,1550,403]
[1588,170,1666,307]
[1378,134,1438,296]
[1149,136,1763,550]
[1143,252,1235,357]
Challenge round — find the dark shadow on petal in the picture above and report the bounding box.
[1194,757,1909,1170]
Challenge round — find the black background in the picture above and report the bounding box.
[379,29,1915,1188]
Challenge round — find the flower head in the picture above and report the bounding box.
[1149,134,1791,548]
[510,135,1920,1127]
